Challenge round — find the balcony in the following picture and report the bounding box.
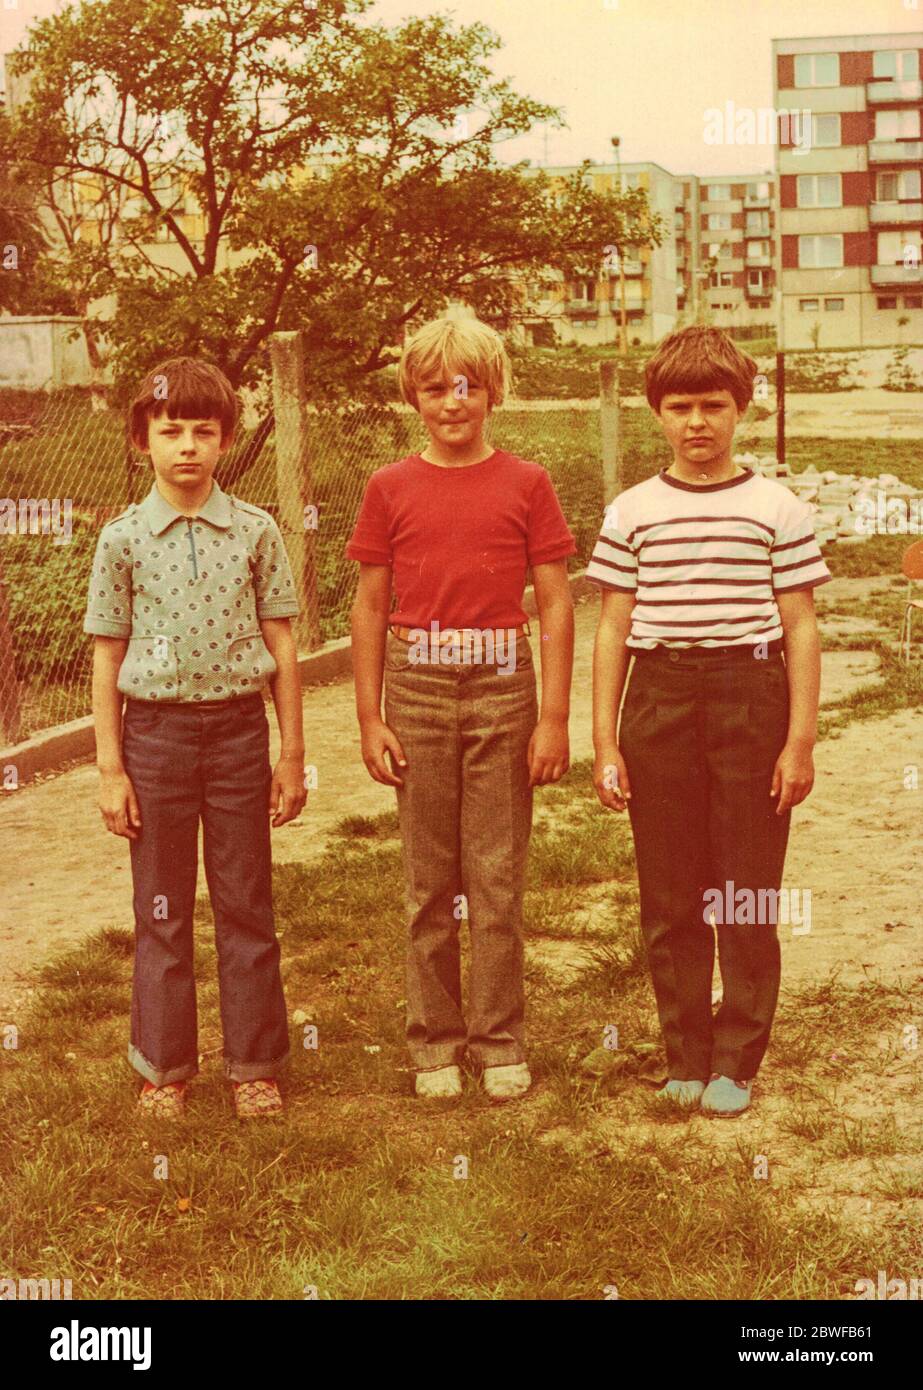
[870,263,923,286]
[744,193,771,209]
[867,78,923,105]
[869,200,923,225]
[567,301,599,318]
[746,281,772,299]
[745,251,772,267]
[620,258,643,277]
[869,140,923,164]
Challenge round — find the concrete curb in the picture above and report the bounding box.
[1,571,596,785]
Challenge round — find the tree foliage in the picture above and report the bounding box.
[6,0,663,404]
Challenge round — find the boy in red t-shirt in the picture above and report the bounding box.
[346,316,576,1101]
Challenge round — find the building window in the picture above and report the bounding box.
[876,297,898,309]
[875,109,921,141]
[799,299,820,311]
[876,169,922,201]
[794,53,839,88]
[707,184,731,201]
[747,240,770,259]
[746,212,770,234]
[707,213,731,230]
[797,173,842,208]
[904,296,922,308]
[823,298,845,311]
[798,234,843,269]
[748,270,767,289]
[709,270,734,287]
[812,113,841,147]
[873,50,919,81]
[746,181,770,200]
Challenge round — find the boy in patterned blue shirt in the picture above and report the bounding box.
[84,358,306,1121]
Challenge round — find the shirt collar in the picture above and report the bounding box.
[139,480,233,535]
[657,466,754,493]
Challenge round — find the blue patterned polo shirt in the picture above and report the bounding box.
[83,480,300,702]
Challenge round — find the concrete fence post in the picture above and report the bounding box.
[599,359,621,508]
[269,331,320,651]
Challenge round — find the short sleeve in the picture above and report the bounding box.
[345,472,393,565]
[253,518,300,619]
[585,498,638,593]
[83,529,132,637]
[771,495,832,593]
[526,468,577,566]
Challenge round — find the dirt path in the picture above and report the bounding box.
[2,582,918,1044]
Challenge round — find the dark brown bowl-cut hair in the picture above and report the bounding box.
[126,357,240,454]
[644,326,759,413]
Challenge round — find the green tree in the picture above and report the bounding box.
[6,0,662,406]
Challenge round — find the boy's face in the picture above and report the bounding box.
[656,388,741,467]
[414,367,490,450]
[138,410,233,488]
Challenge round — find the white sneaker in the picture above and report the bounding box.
[414,1065,463,1099]
[482,1062,531,1101]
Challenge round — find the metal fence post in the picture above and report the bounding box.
[269,331,320,652]
[599,359,620,507]
[0,553,23,745]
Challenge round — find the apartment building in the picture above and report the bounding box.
[674,172,776,336]
[772,31,923,348]
[515,160,776,348]
[515,161,679,347]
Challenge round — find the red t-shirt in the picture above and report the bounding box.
[345,449,577,628]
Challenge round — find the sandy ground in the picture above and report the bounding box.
[621,388,923,440]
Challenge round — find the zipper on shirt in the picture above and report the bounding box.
[185,518,198,579]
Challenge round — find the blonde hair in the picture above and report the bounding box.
[644,326,758,413]
[398,316,513,409]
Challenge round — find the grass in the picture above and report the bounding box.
[3,756,921,1299]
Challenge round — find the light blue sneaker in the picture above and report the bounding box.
[655,1078,706,1107]
[701,1073,752,1116]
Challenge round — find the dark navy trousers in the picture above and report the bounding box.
[121,693,289,1086]
[619,643,792,1083]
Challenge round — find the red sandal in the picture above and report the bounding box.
[138,1080,187,1120]
[232,1078,283,1119]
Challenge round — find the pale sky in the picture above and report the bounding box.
[3,0,921,175]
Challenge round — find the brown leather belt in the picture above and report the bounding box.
[388,622,531,644]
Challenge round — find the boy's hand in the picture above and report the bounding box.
[593,745,632,812]
[98,770,142,840]
[270,754,308,827]
[527,716,569,786]
[360,717,407,788]
[770,741,814,814]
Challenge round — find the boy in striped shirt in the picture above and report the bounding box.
[590,327,830,1116]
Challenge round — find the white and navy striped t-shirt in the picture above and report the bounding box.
[586,466,832,649]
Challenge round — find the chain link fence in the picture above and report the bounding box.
[1,349,656,744]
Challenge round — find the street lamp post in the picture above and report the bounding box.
[611,136,628,355]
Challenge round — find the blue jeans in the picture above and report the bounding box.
[121,693,289,1085]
